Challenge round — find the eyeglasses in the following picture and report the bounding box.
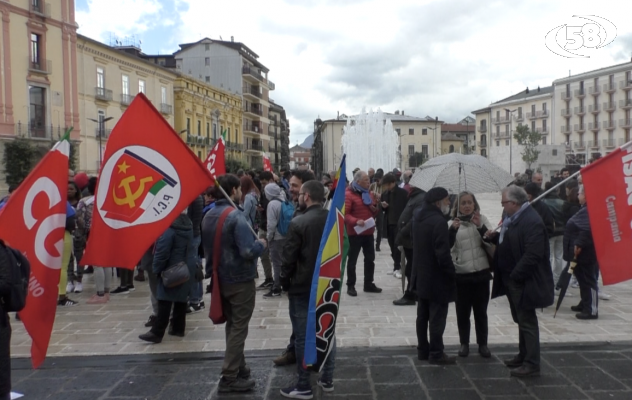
[501,200,515,205]
[299,192,305,196]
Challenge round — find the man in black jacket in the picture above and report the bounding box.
[280,181,334,398]
[541,182,567,288]
[487,185,554,378]
[393,186,426,305]
[380,172,409,277]
[413,187,457,365]
[524,183,554,237]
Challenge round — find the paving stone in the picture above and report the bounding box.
[374,383,427,399]
[581,351,629,360]
[519,372,572,387]
[170,367,223,384]
[472,378,528,396]
[542,353,594,368]
[587,392,632,400]
[11,377,66,398]
[416,365,472,389]
[557,367,627,391]
[462,363,511,379]
[109,374,170,397]
[155,383,215,400]
[528,386,589,399]
[45,390,109,400]
[427,389,482,400]
[590,359,632,380]
[367,356,409,366]
[328,379,373,395]
[370,365,419,384]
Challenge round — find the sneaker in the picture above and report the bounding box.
[363,283,383,293]
[218,377,255,393]
[86,294,108,304]
[145,315,157,327]
[394,270,402,279]
[57,298,78,307]
[188,302,205,313]
[274,350,297,366]
[111,286,129,294]
[66,282,75,294]
[257,279,274,290]
[598,291,611,300]
[127,285,135,291]
[317,379,334,392]
[280,386,313,399]
[263,289,281,298]
[74,282,83,293]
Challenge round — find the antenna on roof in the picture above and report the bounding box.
[220,36,223,40]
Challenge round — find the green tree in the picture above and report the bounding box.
[225,156,251,173]
[408,152,428,168]
[3,137,36,186]
[513,124,542,170]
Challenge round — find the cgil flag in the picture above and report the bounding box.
[304,154,349,371]
[0,135,71,368]
[582,140,632,284]
[263,153,273,172]
[81,94,214,269]
[203,137,226,180]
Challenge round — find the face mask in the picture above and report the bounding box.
[441,204,450,215]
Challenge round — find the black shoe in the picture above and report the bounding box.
[478,345,491,358]
[347,287,357,297]
[428,353,456,365]
[218,377,255,393]
[393,296,416,306]
[134,272,146,282]
[510,364,540,377]
[458,344,469,357]
[238,366,251,380]
[417,348,429,361]
[263,288,281,298]
[168,329,185,337]
[144,315,157,327]
[576,312,598,320]
[273,350,297,366]
[571,304,583,312]
[257,279,274,291]
[363,283,382,293]
[503,355,524,368]
[84,266,94,274]
[139,332,162,343]
[376,245,381,252]
[111,286,129,294]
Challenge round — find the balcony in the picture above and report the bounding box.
[603,120,616,130]
[244,121,263,135]
[225,141,244,152]
[588,86,600,96]
[560,125,571,134]
[603,102,616,112]
[244,104,263,117]
[527,110,548,119]
[574,124,586,132]
[619,80,632,90]
[515,114,524,122]
[560,92,571,101]
[28,58,52,74]
[588,140,600,149]
[242,85,262,100]
[588,122,600,131]
[492,116,511,124]
[574,141,586,150]
[242,65,264,82]
[574,88,586,98]
[94,128,112,138]
[478,141,487,148]
[588,104,600,113]
[14,122,68,139]
[560,109,571,117]
[30,1,51,17]
[246,140,264,152]
[535,127,548,134]
[268,80,275,90]
[603,83,616,93]
[95,87,113,102]
[160,103,172,115]
[478,125,487,133]
[574,106,586,116]
[121,94,134,106]
[620,119,632,128]
[619,99,632,109]
[603,139,617,148]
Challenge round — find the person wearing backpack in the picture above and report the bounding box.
[264,182,293,298]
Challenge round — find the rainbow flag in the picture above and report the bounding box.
[305,155,349,370]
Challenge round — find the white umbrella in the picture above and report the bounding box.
[409,153,514,194]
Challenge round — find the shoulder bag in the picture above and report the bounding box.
[209,207,234,324]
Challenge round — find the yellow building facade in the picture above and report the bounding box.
[173,75,243,162]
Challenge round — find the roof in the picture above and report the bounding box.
[492,86,554,104]
[175,37,268,72]
[552,60,632,84]
[319,112,444,124]
[290,145,309,152]
[441,123,475,133]
[471,106,491,114]
[441,132,466,142]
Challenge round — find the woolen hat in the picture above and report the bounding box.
[425,187,449,204]
[74,172,89,190]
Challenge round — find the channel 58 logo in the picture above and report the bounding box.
[545,15,617,58]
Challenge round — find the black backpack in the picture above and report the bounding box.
[1,243,31,312]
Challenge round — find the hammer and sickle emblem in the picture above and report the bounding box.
[113,176,154,208]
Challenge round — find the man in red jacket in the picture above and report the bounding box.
[344,170,382,297]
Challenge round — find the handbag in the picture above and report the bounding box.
[161,261,190,288]
[209,207,234,325]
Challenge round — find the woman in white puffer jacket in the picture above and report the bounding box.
[448,191,494,359]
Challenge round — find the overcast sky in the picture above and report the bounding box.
[77,0,632,146]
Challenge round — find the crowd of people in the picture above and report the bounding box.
[0,161,608,399]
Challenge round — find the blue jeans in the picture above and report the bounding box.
[188,236,203,303]
[289,294,336,389]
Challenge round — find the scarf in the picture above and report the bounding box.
[351,181,372,205]
[499,202,530,244]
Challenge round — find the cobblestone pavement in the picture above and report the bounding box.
[9,193,632,358]
[10,344,632,399]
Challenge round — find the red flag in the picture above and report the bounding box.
[263,154,273,172]
[81,94,213,269]
[582,141,632,284]
[0,140,70,368]
[204,138,226,179]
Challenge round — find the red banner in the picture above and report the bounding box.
[582,141,632,285]
[263,154,273,172]
[0,140,70,368]
[204,138,226,179]
[81,94,213,269]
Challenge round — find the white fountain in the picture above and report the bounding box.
[341,108,400,179]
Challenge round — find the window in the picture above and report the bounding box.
[138,80,145,94]
[422,128,427,135]
[205,76,210,83]
[198,151,202,159]
[517,107,522,118]
[421,145,428,156]
[505,124,509,135]
[186,118,190,133]
[408,144,414,155]
[97,109,106,136]
[205,57,210,66]
[206,123,210,137]
[213,123,217,139]
[543,102,547,112]
[449,145,454,153]
[505,139,509,146]
[122,75,129,95]
[481,149,487,157]
[205,44,210,51]
[531,121,536,132]
[227,127,231,142]
[96,67,105,89]
[409,128,414,135]
[197,120,201,136]
[531,104,535,114]
[552,149,558,156]
[395,128,401,135]
[161,86,167,104]
[30,33,41,65]
[496,140,500,146]
[496,110,500,120]
[543,119,547,131]
[29,86,46,136]
[542,136,547,144]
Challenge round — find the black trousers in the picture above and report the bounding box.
[151,300,187,338]
[575,261,599,316]
[119,268,134,287]
[455,280,490,345]
[416,299,449,358]
[376,207,384,246]
[503,275,540,367]
[386,224,401,270]
[404,248,414,297]
[346,235,375,288]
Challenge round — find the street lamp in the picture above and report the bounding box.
[434,117,438,157]
[88,116,113,168]
[427,127,437,157]
[504,108,517,175]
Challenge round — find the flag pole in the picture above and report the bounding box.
[530,169,581,206]
[214,179,258,238]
